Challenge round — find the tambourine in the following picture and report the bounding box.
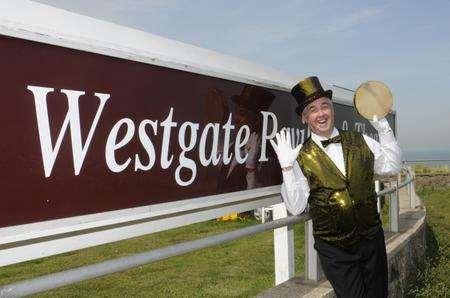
[353,81,393,120]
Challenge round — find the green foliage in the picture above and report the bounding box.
[406,188,450,297]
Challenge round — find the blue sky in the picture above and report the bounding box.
[35,0,450,152]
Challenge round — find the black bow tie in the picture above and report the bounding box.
[321,135,342,148]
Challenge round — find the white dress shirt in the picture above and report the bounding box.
[280,127,402,216]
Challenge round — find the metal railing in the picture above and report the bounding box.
[0,168,416,297]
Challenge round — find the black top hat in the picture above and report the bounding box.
[232,85,275,114]
[291,76,333,115]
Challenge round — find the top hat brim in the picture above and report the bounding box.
[295,89,333,115]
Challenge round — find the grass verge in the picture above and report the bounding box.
[0,217,305,297]
[405,187,450,297]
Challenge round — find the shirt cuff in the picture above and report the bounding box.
[379,129,396,145]
[282,168,296,187]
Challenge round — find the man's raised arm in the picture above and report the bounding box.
[365,117,403,175]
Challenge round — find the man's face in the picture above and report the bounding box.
[302,97,334,137]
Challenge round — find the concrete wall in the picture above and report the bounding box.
[386,208,426,297]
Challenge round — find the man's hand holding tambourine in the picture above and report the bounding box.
[369,116,392,133]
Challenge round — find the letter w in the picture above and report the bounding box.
[28,86,110,177]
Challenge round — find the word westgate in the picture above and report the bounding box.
[28,86,308,187]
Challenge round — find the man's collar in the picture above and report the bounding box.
[311,127,339,146]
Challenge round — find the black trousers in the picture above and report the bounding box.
[314,228,388,298]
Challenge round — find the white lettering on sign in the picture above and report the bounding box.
[28,86,282,186]
[288,127,306,145]
[342,120,348,130]
[160,107,177,169]
[259,111,278,162]
[235,125,250,164]
[135,119,158,172]
[355,122,366,133]
[198,123,221,166]
[222,113,234,165]
[105,118,135,173]
[28,86,110,177]
[176,121,199,186]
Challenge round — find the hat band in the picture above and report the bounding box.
[296,89,333,115]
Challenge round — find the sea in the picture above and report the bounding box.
[403,149,450,168]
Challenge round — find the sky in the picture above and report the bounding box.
[35,0,450,153]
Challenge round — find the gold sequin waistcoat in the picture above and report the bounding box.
[298,130,380,248]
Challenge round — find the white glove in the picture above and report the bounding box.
[270,128,302,168]
[245,132,260,169]
[369,116,392,134]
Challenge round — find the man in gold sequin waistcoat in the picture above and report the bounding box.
[270,76,402,298]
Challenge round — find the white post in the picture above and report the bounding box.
[411,170,417,207]
[305,219,324,281]
[406,169,411,195]
[375,180,381,213]
[261,207,266,223]
[273,202,295,285]
[389,178,399,233]
[408,166,417,208]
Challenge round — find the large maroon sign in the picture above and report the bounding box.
[0,35,395,228]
